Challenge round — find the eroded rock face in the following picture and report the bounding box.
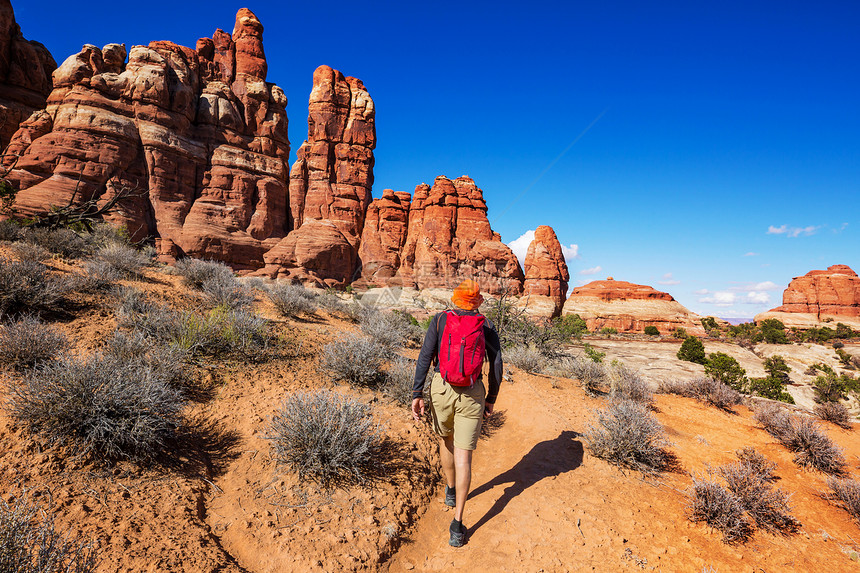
[770,265,860,318]
[562,278,704,334]
[521,225,570,317]
[0,0,57,151]
[357,189,410,284]
[6,9,289,263]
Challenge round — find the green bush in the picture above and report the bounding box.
[644,325,660,336]
[701,316,719,332]
[811,364,859,403]
[599,326,618,335]
[673,327,688,339]
[704,352,747,391]
[835,323,854,340]
[583,343,605,363]
[835,348,854,368]
[677,336,707,364]
[552,313,588,340]
[748,376,795,404]
[760,319,788,344]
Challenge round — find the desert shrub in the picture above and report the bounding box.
[832,341,844,350]
[687,477,753,544]
[267,282,318,318]
[582,343,605,363]
[608,362,652,406]
[599,326,618,335]
[827,477,860,523]
[755,404,845,474]
[383,356,416,407]
[835,348,854,368]
[0,258,70,316]
[748,376,795,404]
[811,364,859,403]
[481,294,564,356]
[673,327,688,339]
[174,258,234,290]
[701,316,719,333]
[505,345,543,373]
[7,352,185,461]
[0,315,67,370]
[9,241,51,262]
[835,322,855,340]
[760,318,788,344]
[728,322,763,344]
[81,222,130,248]
[735,447,777,481]
[267,389,384,487]
[545,355,604,395]
[200,272,253,310]
[814,401,853,430]
[0,493,97,573]
[0,219,22,241]
[103,330,186,388]
[359,308,420,351]
[115,289,179,342]
[718,462,799,533]
[21,228,89,259]
[552,313,588,340]
[803,326,835,343]
[644,325,660,336]
[658,377,741,411]
[316,289,347,313]
[704,352,747,391]
[79,259,122,285]
[677,336,706,364]
[92,242,150,280]
[321,335,387,386]
[584,399,671,472]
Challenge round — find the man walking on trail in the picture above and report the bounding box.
[411,279,503,548]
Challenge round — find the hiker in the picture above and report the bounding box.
[411,279,503,547]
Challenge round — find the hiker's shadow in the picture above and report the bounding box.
[469,430,583,534]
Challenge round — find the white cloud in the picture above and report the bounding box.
[699,291,737,306]
[508,230,535,265]
[579,266,602,276]
[658,272,680,286]
[699,290,771,307]
[751,281,780,291]
[694,289,710,295]
[561,243,580,261]
[746,291,770,304]
[743,252,758,257]
[834,223,849,233]
[767,224,820,238]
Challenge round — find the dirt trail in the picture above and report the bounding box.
[386,371,860,573]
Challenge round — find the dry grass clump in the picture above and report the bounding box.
[173,258,252,309]
[21,228,90,259]
[321,335,387,387]
[0,258,70,316]
[90,242,151,280]
[103,330,186,388]
[505,345,543,373]
[826,477,860,524]
[0,315,68,370]
[0,492,97,573]
[687,477,753,544]
[383,356,416,407]
[267,390,384,487]
[814,401,853,430]
[9,241,51,262]
[584,399,672,472]
[267,282,318,317]
[545,355,605,395]
[174,258,232,289]
[659,377,742,411]
[735,446,777,481]
[7,351,185,462]
[0,219,22,242]
[358,308,421,351]
[608,362,653,406]
[718,461,799,533]
[754,404,845,474]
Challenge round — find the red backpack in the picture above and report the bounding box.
[438,311,486,386]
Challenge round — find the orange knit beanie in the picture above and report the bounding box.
[451,279,484,311]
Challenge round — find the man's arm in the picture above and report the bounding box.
[413,313,441,401]
[484,321,503,405]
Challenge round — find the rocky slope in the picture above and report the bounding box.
[519,225,570,317]
[756,264,860,329]
[0,0,56,151]
[562,278,705,335]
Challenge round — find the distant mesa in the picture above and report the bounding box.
[562,279,705,335]
[755,264,860,329]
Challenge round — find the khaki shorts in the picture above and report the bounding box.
[429,372,485,451]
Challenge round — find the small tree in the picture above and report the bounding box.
[835,323,853,340]
[760,319,788,344]
[704,352,747,391]
[552,313,588,340]
[678,336,707,364]
[764,355,791,382]
[644,325,660,336]
[812,364,859,403]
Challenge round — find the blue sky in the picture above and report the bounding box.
[14,0,859,318]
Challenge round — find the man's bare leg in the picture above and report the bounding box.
[453,447,473,522]
[440,436,456,489]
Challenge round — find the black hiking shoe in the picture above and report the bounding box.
[449,519,467,547]
[444,485,456,507]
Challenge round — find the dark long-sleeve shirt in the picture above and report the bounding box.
[412,309,503,404]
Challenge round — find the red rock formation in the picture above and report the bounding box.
[0,0,56,151]
[562,278,704,334]
[5,9,289,264]
[392,176,523,296]
[522,225,570,317]
[771,265,860,318]
[357,189,411,284]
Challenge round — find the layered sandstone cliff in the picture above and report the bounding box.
[755,265,860,329]
[5,8,289,266]
[356,176,524,296]
[0,0,56,151]
[562,278,704,335]
[520,225,570,317]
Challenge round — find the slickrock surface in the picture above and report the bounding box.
[520,225,570,317]
[756,265,860,329]
[562,278,705,334]
[0,0,56,151]
[6,9,290,263]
